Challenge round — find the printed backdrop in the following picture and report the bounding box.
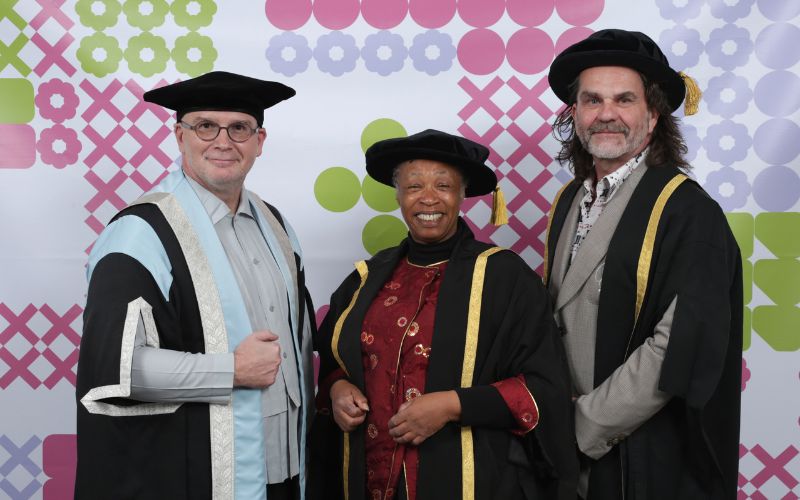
[0,0,798,498]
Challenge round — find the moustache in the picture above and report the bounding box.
[589,124,629,135]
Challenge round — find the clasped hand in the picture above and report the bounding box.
[330,380,460,446]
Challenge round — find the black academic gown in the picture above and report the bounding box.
[310,221,578,500]
[545,166,743,500]
[76,200,313,500]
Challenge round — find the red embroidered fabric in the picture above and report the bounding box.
[492,374,540,435]
[361,259,444,500]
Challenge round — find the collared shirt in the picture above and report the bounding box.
[569,150,647,263]
[130,173,301,484]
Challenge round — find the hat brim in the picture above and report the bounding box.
[366,148,497,197]
[549,50,685,111]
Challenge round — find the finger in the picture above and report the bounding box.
[411,436,426,446]
[393,431,417,444]
[388,421,408,438]
[354,399,370,412]
[253,330,279,341]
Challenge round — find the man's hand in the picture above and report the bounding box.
[330,379,370,432]
[388,390,461,446]
[233,331,281,388]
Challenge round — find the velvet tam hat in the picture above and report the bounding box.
[143,71,295,126]
[548,29,688,113]
[365,129,497,197]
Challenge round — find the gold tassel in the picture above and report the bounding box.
[679,71,702,116]
[490,186,508,226]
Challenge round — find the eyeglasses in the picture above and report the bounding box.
[180,120,260,143]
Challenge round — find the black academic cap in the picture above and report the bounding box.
[143,71,295,126]
[365,129,497,197]
[548,29,686,112]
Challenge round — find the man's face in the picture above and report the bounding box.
[175,110,266,200]
[573,66,658,170]
[395,159,464,245]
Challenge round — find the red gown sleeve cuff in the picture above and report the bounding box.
[315,367,346,414]
[492,374,540,435]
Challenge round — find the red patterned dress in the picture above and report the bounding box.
[358,259,538,500]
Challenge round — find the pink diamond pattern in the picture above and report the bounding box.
[0,304,82,389]
[457,75,568,273]
[739,444,799,499]
[79,78,176,245]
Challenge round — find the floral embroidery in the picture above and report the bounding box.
[361,331,375,345]
[407,321,419,336]
[368,423,378,439]
[385,281,401,290]
[413,343,431,358]
[384,296,398,307]
[370,353,379,369]
[405,387,422,401]
[397,316,408,327]
[522,413,533,423]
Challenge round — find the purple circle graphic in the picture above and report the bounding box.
[753,118,800,164]
[655,0,703,23]
[704,166,751,211]
[409,0,456,28]
[506,28,553,75]
[755,22,800,69]
[458,0,505,28]
[707,23,753,71]
[705,72,752,119]
[556,0,603,26]
[754,70,800,117]
[264,0,312,30]
[457,29,505,75]
[555,26,593,55]
[703,120,752,166]
[362,0,408,29]
[752,165,800,211]
[659,25,703,71]
[757,0,800,21]
[313,0,360,30]
[507,0,554,27]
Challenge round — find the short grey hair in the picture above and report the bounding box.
[391,160,469,198]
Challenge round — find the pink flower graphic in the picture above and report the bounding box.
[37,125,82,168]
[741,357,751,391]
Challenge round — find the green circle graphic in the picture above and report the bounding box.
[362,215,407,256]
[75,0,122,30]
[125,32,169,76]
[77,32,123,77]
[172,32,217,76]
[314,166,361,212]
[171,0,217,30]
[362,174,398,212]
[123,0,168,30]
[360,118,407,153]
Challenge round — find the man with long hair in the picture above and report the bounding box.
[543,29,742,499]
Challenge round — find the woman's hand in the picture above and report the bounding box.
[388,390,461,446]
[330,379,370,432]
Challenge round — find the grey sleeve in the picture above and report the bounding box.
[575,296,677,460]
[129,317,235,404]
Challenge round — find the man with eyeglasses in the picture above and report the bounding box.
[75,71,315,500]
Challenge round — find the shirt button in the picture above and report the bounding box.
[269,305,275,312]
[253,258,259,265]
[282,352,288,359]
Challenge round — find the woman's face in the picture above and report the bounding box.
[394,159,464,245]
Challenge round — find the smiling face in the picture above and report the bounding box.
[175,110,266,211]
[394,159,464,245]
[573,65,658,178]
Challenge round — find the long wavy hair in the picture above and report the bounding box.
[552,71,691,182]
